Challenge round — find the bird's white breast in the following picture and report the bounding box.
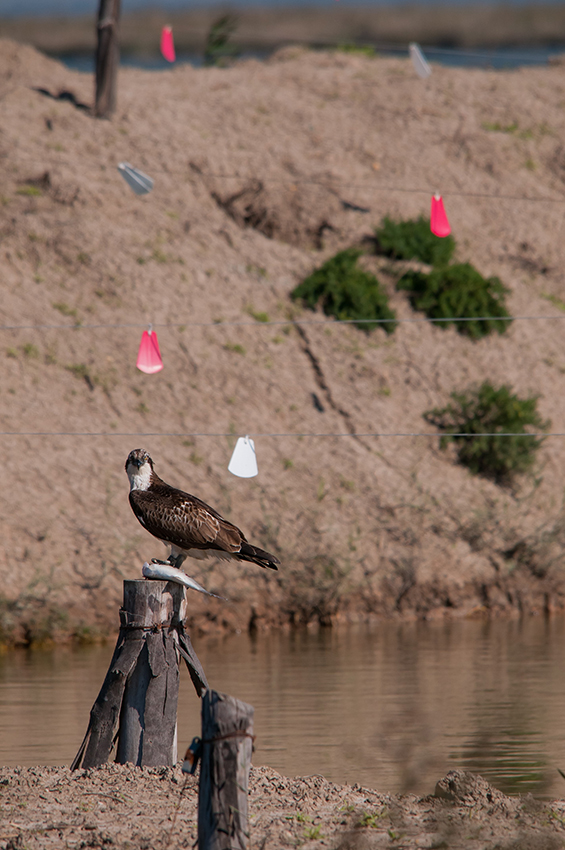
[127,461,152,491]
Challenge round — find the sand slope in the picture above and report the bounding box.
[2,39,565,641]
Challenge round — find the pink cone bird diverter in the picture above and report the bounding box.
[137,327,163,374]
[430,193,451,237]
[161,26,176,63]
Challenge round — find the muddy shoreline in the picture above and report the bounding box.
[1,763,564,850]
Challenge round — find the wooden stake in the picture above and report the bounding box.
[72,579,208,770]
[198,690,254,850]
[94,0,121,118]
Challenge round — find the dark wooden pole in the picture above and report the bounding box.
[94,0,121,118]
[198,690,254,850]
[72,579,208,770]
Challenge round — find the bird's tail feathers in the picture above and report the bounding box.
[238,542,280,570]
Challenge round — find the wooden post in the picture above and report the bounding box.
[94,0,121,118]
[198,690,254,850]
[72,579,208,770]
[115,580,182,766]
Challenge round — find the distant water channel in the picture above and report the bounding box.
[1,618,565,799]
[57,45,565,73]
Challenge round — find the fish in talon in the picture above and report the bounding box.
[142,561,226,600]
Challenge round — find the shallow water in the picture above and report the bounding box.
[55,44,565,73]
[1,618,565,799]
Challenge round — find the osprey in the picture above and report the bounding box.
[125,448,280,571]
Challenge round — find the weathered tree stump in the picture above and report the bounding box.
[72,579,208,770]
[94,0,121,118]
[198,690,255,850]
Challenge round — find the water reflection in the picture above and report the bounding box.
[0,618,564,799]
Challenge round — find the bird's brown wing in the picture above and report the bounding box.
[129,485,244,553]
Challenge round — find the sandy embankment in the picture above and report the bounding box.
[1,40,565,642]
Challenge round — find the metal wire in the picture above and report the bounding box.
[3,151,565,204]
[0,431,558,438]
[0,314,564,331]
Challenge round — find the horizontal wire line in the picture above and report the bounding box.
[3,152,565,204]
[0,431,558,438]
[188,176,565,204]
[0,315,563,331]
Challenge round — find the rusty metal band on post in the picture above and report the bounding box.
[119,609,166,630]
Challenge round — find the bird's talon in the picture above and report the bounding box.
[168,554,186,570]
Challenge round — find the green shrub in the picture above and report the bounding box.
[374,215,455,266]
[16,185,42,197]
[336,43,376,57]
[204,14,238,66]
[397,262,511,339]
[291,248,396,333]
[424,382,549,485]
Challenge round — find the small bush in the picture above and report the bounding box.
[66,362,95,390]
[245,305,269,322]
[424,382,549,485]
[291,248,396,333]
[52,302,77,318]
[279,554,350,626]
[337,43,376,57]
[21,343,39,359]
[204,14,238,66]
[374,215,455,266]
[16,185,42,197]
[223,342,246,354]
[397,262,511,339]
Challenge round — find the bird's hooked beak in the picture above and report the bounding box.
[126,449,153,469]
[125,449,153,474]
